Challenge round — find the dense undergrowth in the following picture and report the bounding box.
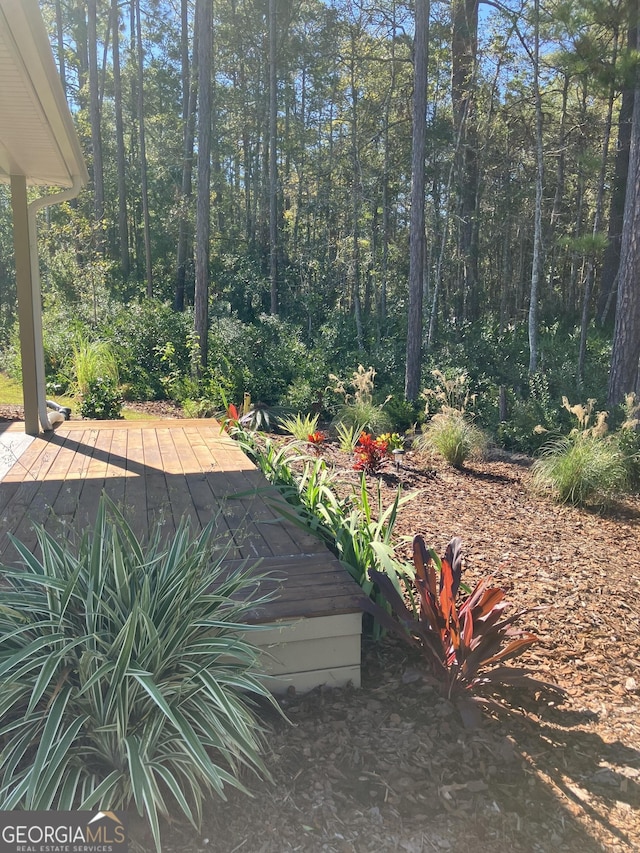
[0,298,620,453]
[1,295,637,498]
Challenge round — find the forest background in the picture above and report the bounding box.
[2,0,640,451]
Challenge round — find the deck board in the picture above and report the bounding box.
[0,419,366,629]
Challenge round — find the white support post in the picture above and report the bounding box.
[10,174,39,436]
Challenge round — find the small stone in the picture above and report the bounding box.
[625,676,637,693]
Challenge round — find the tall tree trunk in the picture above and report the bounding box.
[349,26,364,351]
[599,13,638,325]
[87,0,104,228]
[608,36,640,405]
[578,30,618,386]
[112,0,130,281]
[268,0,278,314]
[380,0,398,333]
[135,0,153,297]
[405,0,429,400]
[528,0,544,374]
[54,0,66,90]
[547,72,569,303]
[451,0,479,321]
[175,1,197,311]
[194,0,212,368]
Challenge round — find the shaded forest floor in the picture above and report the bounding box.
[2,405,639,851]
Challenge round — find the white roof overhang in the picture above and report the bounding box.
[0,0,88,188]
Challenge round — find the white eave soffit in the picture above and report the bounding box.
[0,0,87,188]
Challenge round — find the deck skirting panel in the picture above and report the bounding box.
[248,613,363,693]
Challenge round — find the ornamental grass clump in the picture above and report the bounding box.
[531,397,628,506]
[330,365,392,434]
[362,536,564,726]
[417,370,487,467]
[0,496,277,852]
[418,409,487,468]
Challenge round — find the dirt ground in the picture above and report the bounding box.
[2,406,639,852]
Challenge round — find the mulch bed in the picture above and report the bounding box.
[179,442,640,853]
[3,406,638,851]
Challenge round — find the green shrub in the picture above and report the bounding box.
[108,300,194,400]
[383,396,421,432]
[497,372,563,454]
[79,376,123,419]
[418,409,488,468]
[0,496,275,851]
[209,314,322,407]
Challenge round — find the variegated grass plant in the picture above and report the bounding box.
[335,420,365,452]
[277,412,320,441]
[0,496,277,851]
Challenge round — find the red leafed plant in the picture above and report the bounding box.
[362,535,565,725]
[353,432,389,474]
[307,430,327,454]
[220,403,241,434]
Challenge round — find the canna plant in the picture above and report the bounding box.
[362,535,564,725]
[0,496,277,851]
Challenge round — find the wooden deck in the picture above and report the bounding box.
[0,418,365,691]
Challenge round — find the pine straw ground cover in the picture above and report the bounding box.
[1,406,638,851]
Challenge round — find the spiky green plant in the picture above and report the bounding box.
[417,409,487,468]
[0,496,277,851]
[234,435,415,636]
[278,412,320,440]
[335,421,364,452]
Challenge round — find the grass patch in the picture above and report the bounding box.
[0,373,157,422]
[0,373,25,405]
[0,373,75,411]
